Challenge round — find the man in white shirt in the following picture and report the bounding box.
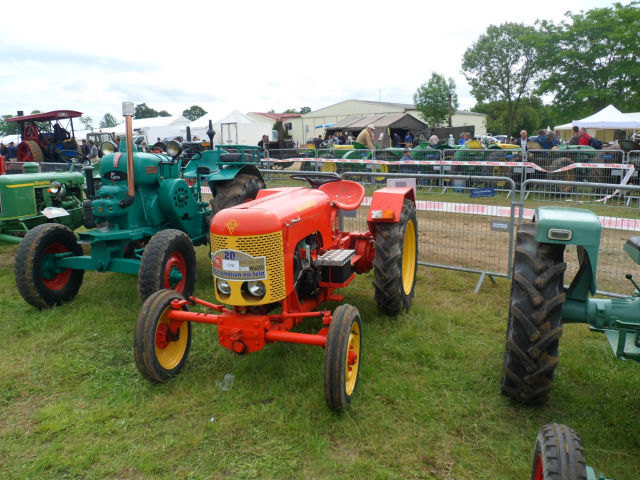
[520,130,528,150]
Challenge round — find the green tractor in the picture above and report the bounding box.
[15,102,265,309]
[502,206,640,404]
[0,162,86,242]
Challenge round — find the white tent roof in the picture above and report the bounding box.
[188,110,260,129]
[572,105,640,129]
[132,115,190,127]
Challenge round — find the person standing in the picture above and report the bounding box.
[578,127,592,146]
[6,142,17,159]
[88,140,99,164]
[519,130,528,150]
[356,124,375,150]
[404,131,414,148]
[568,126,581,145]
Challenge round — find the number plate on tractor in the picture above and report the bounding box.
[211,249,267,281]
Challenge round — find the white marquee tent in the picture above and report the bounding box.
[555,105,640,130]
[183,110,272,146]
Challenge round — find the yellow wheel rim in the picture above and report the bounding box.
[402,219,416,295]
[492,166,507,187]
[155,307,189,370]
[345,320,361,395]
[374,163,388,181]
[321,162,337,172]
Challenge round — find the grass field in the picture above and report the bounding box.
[1,238,639,480]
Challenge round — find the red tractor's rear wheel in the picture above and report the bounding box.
[17,141,44,162]
[15,223,85,309]
[372,199,418,315]
[323,304,362,411]
[531,424,587,480]
[138,229,197,302]
[134,289,192,383]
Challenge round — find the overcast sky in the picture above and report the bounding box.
[0,0,617,125]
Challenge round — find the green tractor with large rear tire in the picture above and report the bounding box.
[502,206,640,405]
[15,102,265,309]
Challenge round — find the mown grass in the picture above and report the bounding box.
[0,240,639,479]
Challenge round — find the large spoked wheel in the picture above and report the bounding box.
[15,223,84,309]
[372,199,418,315]
[502,223,566,405]
[531,424,587,480]
[134,289,192,383]
[138,229,197,302]
[210,172,265,215]
[324,304,362,411]
[17,141,44,163]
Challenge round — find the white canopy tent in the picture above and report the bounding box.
[573,105,640,129]
[183,110,272,146]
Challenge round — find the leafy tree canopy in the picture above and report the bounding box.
[535,1,640,120]
[80,116,94,130]
[413,72,458,127]
[100,113,119,129]
[182,105,207,121]
[300,106,311,114]
[462,22,540,139]
[472,97,561,137]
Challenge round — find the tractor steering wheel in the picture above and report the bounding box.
[290,173,341,189]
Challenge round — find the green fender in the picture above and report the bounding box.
[534,206,602,299]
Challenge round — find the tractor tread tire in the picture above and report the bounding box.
[134,289,192,383]
[372,199,417,315]
[15,223,84,309]
[138,229,196,303]
[210,172,265,215]
[531,423,587,480]
[502,223,566,405]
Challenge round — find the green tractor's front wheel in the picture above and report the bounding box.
[372,199,418,315]
[138,230,197,302]
[134,289,192,383]
[502,223,566,405]
[211,172,265,215]
[324,304,362,411]
[531,424,587,480]
[15,223,84,309]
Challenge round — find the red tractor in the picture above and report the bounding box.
[134,174,418,410]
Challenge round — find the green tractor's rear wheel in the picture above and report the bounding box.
[15,223,84,309]
[211,172,265,215]
[324,304,362,411]
[372,199,418,315]
[138,230,197,302]
[502,223,566,405]
[134,289,192,383]
[531,424,587,480]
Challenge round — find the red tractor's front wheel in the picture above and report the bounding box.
[324,304,362,411]
[134,289,192,383]
[15,223,85,309]
[531,424,587,480]
[138,229,196,302]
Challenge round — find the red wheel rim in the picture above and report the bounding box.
[533,453,543,480]
[163,251,186,293]
[42,243,72,290]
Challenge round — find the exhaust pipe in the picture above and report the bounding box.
[120,102,135,208]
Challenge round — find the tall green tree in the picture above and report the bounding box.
[462,23,540,140]
[413,73,458,127]
[182,105,207,121]
[80,116,94,130]
[300,106,311,114]
[134,103,159,119]
[535,2,640,120]
[472,97,561,137]
[100,113,119,128]
[0,115,19,136]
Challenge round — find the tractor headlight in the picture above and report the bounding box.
[166,140,182,158]
[216,279,231,296]
[242,280,266,300]
[101,141,117,155]
[48,181,65,197]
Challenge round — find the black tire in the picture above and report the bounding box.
[134,289,192,383]
[324,304,362,411]
[531,424,587,480]
[502,223,566,404]
[138,229,196,302]
[372,199,418,315]
[210,172,265,215]
[15,223,84,309]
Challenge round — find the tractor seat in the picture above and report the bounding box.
[319,180,365,211]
